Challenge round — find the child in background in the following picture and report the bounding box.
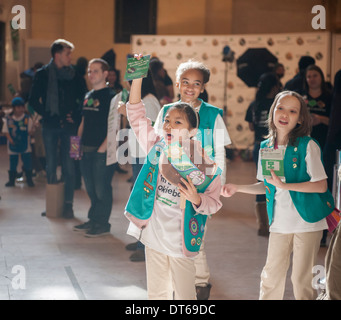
[221,91,334,300]
[2,97,34,187]
[124,59,222,299]
[153,59,231,299]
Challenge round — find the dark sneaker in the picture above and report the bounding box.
[84,224,111,238]
[5,181,15,187]
[129,249,145,262]
[73,221,92,232]
[63,204,74,219]
[196,283,212,300]
[125,241,139,251]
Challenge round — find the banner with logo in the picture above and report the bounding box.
[132,32,331,149]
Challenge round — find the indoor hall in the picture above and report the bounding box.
[0,147,328,300]
[0,0,340,301]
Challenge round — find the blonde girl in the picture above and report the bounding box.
[221,90,334,300]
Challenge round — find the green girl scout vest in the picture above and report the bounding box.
[125,138,220,256]
[261,136,334,225]
[162,99,223,159]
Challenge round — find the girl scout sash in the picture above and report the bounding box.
[125,138,221,256]
[162,99,223,160]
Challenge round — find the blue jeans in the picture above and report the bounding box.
[42,126,75,204]
[9,152,32,171]
[80,152,117,227]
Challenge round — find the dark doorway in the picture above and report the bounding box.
[114,0,157,43]
[0,22,5,101]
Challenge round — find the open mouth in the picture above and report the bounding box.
[278,119,288,125]
[184,91,194,97]
[166,133,173,141]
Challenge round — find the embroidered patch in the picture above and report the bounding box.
[150,143,163,165]
[200,224,205,233]
[189,218,199,236]
[196,237,202,246]
[188,170,205,186]
[191,238,196,246]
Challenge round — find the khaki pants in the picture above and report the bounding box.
[325,223,341,300]
[194,224,210,286]
[145,246,197,300]
[260,231,322,300]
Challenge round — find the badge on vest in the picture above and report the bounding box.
[261,148,285,178]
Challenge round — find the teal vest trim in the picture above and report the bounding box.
[162,99,223,159]
[261,136,335,224]
[125,138,219,254]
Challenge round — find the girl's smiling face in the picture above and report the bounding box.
[273,95,301,137]
[176,69,205,104]
[163,108,194,144]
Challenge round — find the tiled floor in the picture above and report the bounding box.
[0,145,328,300]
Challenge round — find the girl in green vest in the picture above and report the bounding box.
[152,59,231,299]
[124,62,222,299]
[221,90,334,300]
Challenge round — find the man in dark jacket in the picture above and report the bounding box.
[29,39,86,218]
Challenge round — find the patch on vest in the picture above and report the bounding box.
[189,218,199,236]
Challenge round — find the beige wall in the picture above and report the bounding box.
[27,0,234,84]
[1,0,340,102]
[232,0,325,34]
[157,0,233,35]
[30,0,131,82]
[31,0,64,39]
[157,0,207,34]
[27,0,341,74]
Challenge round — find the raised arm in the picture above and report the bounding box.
[129,77,143,104]
[126,78,160,154]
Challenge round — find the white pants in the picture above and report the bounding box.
[260,231,322,300]
[145,246,197,300]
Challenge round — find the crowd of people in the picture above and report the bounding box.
[1,38,341,300]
